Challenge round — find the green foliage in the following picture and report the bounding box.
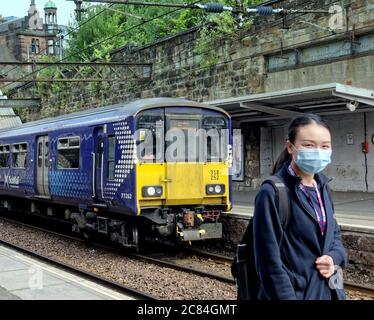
[195,0,264,68]
[65,4,123,60]
[65,0,207,61]
[65,1,265,62]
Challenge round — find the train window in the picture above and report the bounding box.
[202,117,226,128]
[45,141,49,168]
[38,142,43,167]
[69,138,80,148]
[57,137,80,169]
[166,118,200,162]
[97,136,103,169]
[0,145,10,168]
[12,143,28,168]
[107,135,115,180]
[202,116,228,162]
[137,114,164,163]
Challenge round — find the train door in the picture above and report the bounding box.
[92,127,105,202]
[165,114,204,200]
[36,136,50,197]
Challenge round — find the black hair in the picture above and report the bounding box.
[272,113,331,174]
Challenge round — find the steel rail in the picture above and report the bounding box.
[0,237,157,300]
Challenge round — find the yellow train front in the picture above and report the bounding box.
[134,99,232,243]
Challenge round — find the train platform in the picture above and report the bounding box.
[0,244,134,300]
[227,190,374,233]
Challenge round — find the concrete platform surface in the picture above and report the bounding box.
[227,190,374,232]
[0,244,134,300]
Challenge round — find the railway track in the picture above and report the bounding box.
[345,282,374,298]
[1,214,373,300]
[0,236,156,300]
[131,250,234,284]
[0,215,236,285]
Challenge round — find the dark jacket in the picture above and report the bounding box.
[253,160,347,300]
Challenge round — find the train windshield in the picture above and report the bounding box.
[202,116,228,162]
[136,109,228,163]
[136,113,164,163]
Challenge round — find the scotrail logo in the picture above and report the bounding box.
[3,174,20,188]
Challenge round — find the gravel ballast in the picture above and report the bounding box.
[0,220,236,300]
[0,219,372,300]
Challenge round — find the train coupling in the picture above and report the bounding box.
[177,209,222,241]
[177,223,223,241]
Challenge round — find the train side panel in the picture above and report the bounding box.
[0,135,36,199]
[99,118,138,215]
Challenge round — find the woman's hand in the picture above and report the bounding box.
[315,255,335,278]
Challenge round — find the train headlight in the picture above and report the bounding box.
[206,184,225,195]
[142,186,163,197]
[214,185,222,194]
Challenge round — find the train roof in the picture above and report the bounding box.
[0,97,230,139]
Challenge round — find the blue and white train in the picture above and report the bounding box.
[0,98,232,248]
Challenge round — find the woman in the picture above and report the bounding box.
[253,113,347,300]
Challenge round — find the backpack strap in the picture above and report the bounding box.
[261,175,291,229]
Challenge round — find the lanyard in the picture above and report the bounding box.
[288,164,327,235]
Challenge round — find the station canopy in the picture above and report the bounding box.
[208,83,374,124]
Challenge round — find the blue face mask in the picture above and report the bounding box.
[292,145,332,174]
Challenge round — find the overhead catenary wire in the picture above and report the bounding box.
[5,0,339,92]
[67,0,332,15]
[137,13,370,85]
[145,0,356,76]
[2,0,202,92]
[71,0,338,74]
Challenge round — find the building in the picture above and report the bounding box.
[0,0,66,63]
[0,90,22,128]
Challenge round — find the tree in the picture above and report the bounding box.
[65,0,264,61]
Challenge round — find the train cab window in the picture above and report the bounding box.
[167,117,200,162]
[137,114,164,163]
[0,145,10,168]
[202,116,228,162]
[57,137,80,169]
[107,135,115,180]
[12,143,28,168]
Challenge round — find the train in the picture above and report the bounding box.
[0,98,232,249]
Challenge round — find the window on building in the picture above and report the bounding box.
[57,137,80,169]
[0,145,10,168]
[48,39,54,55]
[107,135,115,180]
[12,143,28,168]
[31,38,36,54]
[35,39,40,54]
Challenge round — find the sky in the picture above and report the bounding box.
[1,0,76,26]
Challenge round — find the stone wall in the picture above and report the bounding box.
[10,0,374,188]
